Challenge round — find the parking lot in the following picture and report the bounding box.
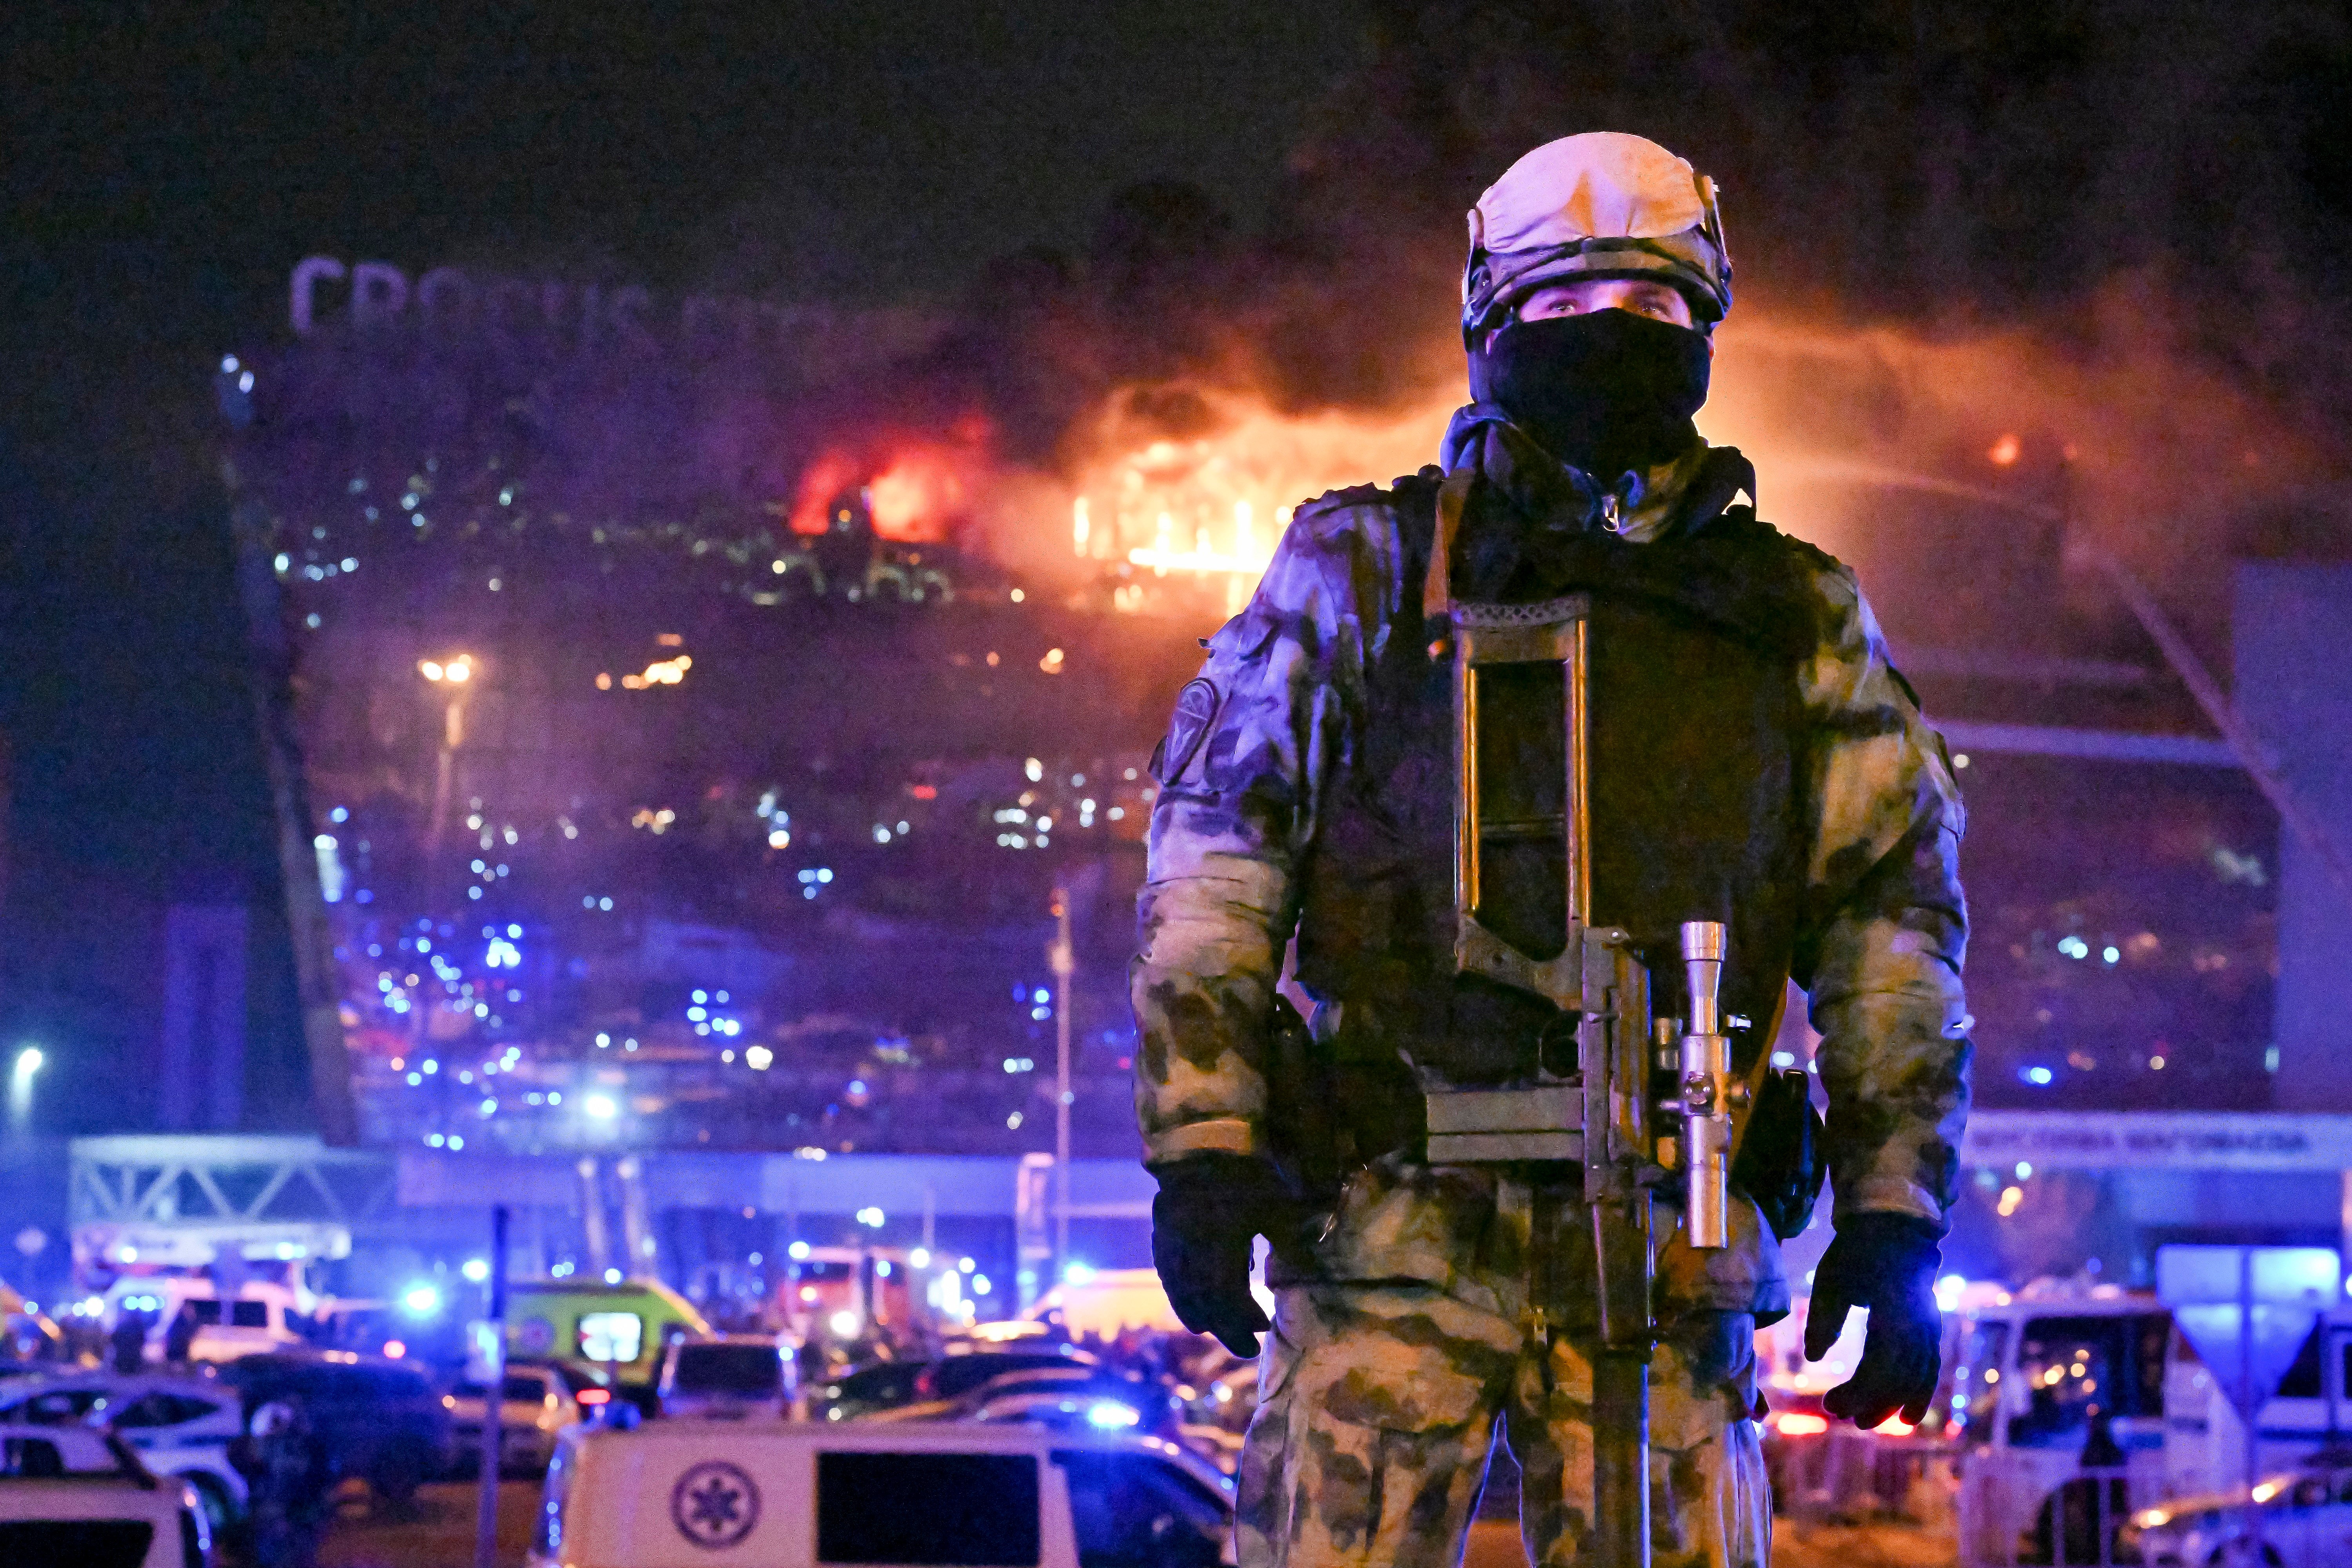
[303,1481,1958,1568]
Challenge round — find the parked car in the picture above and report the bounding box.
[811,1356,927,1420]
[445,1361,589,1476]
[871,1366,1187,1440]
[531,1416,1232,1568]
[1053,1432,1234,1568]
[2122,1462,2352,1567]
[812,1346,1102,1421]
[0,1371,247,1530]
[213,1351,452,1503]
[917,1347,1103,1404]
[0,1422,212,1568]
[658,1333,797,1420]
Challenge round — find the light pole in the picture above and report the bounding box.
[418,654,475,856]
[1048,888,1074,1287]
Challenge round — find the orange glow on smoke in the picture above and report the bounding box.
[788,450,864,536]
[1987,432,2022,466]
[787,416,993,544]
[866,448,964,542]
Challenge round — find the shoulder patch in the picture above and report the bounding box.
[1151,678,1223,784]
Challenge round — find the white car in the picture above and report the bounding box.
[533,1417,1232,1568]
[2124,1465,2352,1567]
[0,1372,247,1530]
[445,1362,588,1475]
[0,1422,213,1567]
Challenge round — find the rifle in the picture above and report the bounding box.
[1417,473,1741,1567]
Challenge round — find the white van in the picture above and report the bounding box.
[105,1280,303,1363]
[1946,1286,2173,1565]
[532,1419,1234,1568]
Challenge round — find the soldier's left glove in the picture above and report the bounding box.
[1150,1153,1289,1359]
[1803,1212,1944,1429]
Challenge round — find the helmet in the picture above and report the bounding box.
[1462,132,1732,342]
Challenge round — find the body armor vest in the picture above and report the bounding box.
[1293,472,1828,1101]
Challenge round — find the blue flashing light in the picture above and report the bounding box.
[2020,1065,2054,1087]
[400,1283,443,1318]
[1086,1401,1141,1429]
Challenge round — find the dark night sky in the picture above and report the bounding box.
[0,2,1367,1123]
[7,3,1367,399]
[0,0,1371,828]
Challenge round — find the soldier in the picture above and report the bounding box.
[1132,132,1971,1568]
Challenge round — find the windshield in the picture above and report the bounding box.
[672,1343,781,1396]
[2009,1315,2138,1450]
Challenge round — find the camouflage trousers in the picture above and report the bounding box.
[1237,1180,1771,1568]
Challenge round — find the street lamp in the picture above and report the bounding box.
[418,655,476,855]
[8,1047,43,1132]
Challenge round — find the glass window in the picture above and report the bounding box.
[230,1301,269,1328]
[673,1343,782,1397]
[2279,1322,2327,1399]
[577,1313,643,1365]
[189,1300,223,1326]
[2128,1314,2169,1417]
[817,1450,1041,1565]
[9,1389,103,1426]
[113,1393,191,1429]
[0,1437,68,1475]
[2008,1316,2127,1450]
[1952,1319,2010,1443]
[0,1521,154,1566]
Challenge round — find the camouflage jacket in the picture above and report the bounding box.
[1132,408,1973,1240]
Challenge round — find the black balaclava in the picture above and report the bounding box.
[1468,308,1712,483]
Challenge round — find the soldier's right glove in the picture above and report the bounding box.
[1803,1211,1944,1429]
[1150,1153,1290,1359]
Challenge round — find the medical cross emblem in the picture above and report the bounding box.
[670,1460,761,1550]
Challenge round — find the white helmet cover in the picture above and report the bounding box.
[1462,131,1732,340]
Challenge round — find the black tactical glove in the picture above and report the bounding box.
[1802,1212,1944,1428]
[1150,1153,1291,1359]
